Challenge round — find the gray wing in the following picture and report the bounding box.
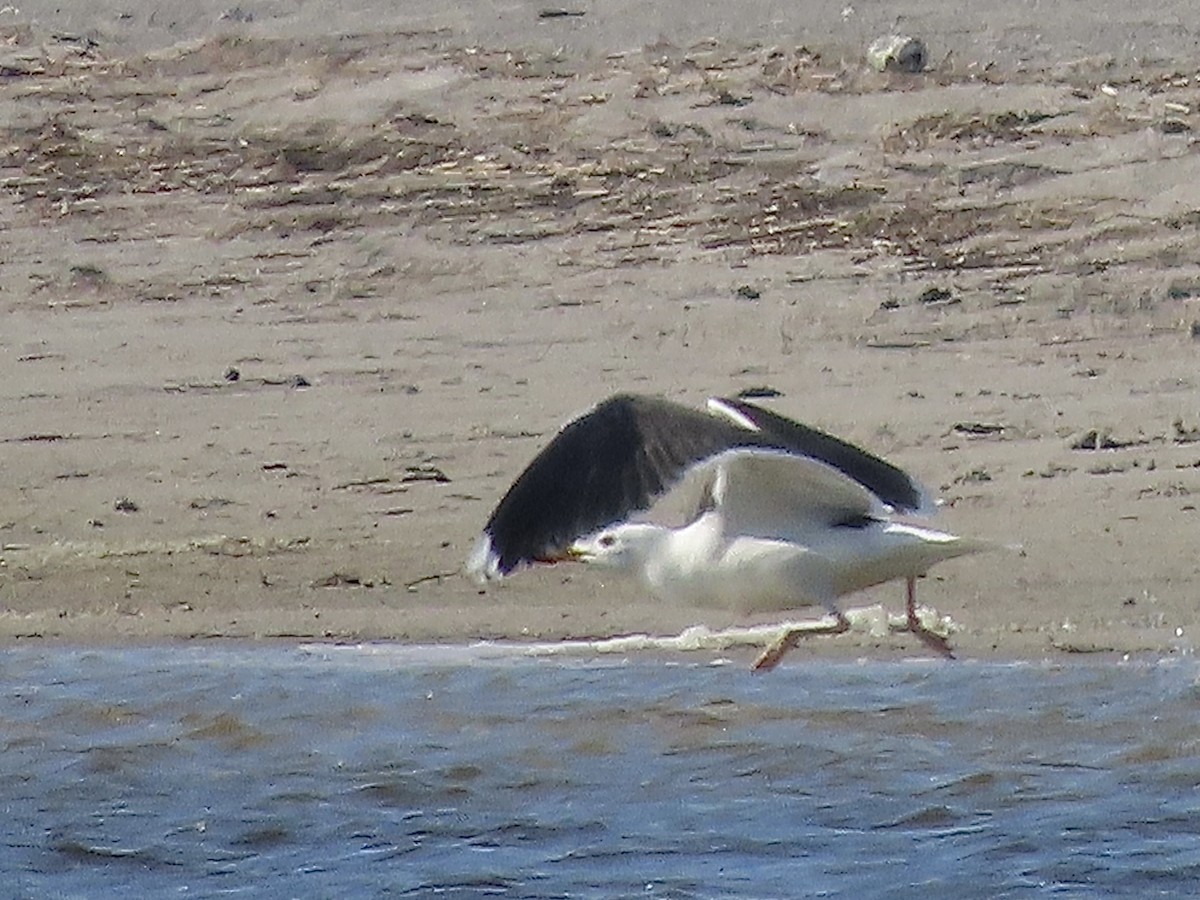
[701,448,892,542]
[708,397,935,515]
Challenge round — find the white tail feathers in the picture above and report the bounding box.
[465,534,503,583]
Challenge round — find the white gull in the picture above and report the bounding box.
[467,394,994,669]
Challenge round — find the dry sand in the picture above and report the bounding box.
[2,0,1200,660]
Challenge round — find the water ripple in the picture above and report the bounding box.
[3,647,1200,897]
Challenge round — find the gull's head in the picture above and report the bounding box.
[568,523,668,572]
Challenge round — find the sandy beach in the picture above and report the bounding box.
[2,0,1199,660]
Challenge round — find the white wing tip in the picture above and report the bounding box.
[706,397,760,432]
[884,521,1006,556]
[465,533,504,583]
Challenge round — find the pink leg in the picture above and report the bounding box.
[752,612,851,673]
[906,576,955,659]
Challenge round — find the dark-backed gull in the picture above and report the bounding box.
[467,394,992,669]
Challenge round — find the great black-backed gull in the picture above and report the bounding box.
[466,393,992,669]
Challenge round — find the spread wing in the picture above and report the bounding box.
[709,397,934,515]
[467,393,933,580]
[469,394,763,577]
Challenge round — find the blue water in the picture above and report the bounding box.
[2,645,1199,898]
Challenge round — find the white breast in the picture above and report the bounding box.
[640,514,833,615]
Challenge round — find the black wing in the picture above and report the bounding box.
[713,397,932,514]
[478,394,764,575]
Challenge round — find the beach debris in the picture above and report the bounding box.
[865,338,932,349]
[6,433,71,443]
[1024,463,1075,479]
[220,6,256,23]
[866,35,927,73]
[1068,428,1143,451]
[952,421,1006,437]
[114,497,139,513]
[735,284,761,300]
[190,497,234,510]
[312,572,387,588]
[953,467,992,484]
[332,476,392,491]
[735,386,783,399]
[1137,481,1191,500]
[402,464,450,484]
[715,90,751,107]
[165,372,309,392]
[917,286,959,306]
[538,8,585,18]
[1173,419,1200,443]
[406,570,460,591]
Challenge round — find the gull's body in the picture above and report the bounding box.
[467,394,991,667]
[604,512,971,616]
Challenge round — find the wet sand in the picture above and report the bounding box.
[2,0,1200,659]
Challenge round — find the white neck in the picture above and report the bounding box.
[612,523,672,572]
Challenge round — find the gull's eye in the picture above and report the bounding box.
[598,534,616,548]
